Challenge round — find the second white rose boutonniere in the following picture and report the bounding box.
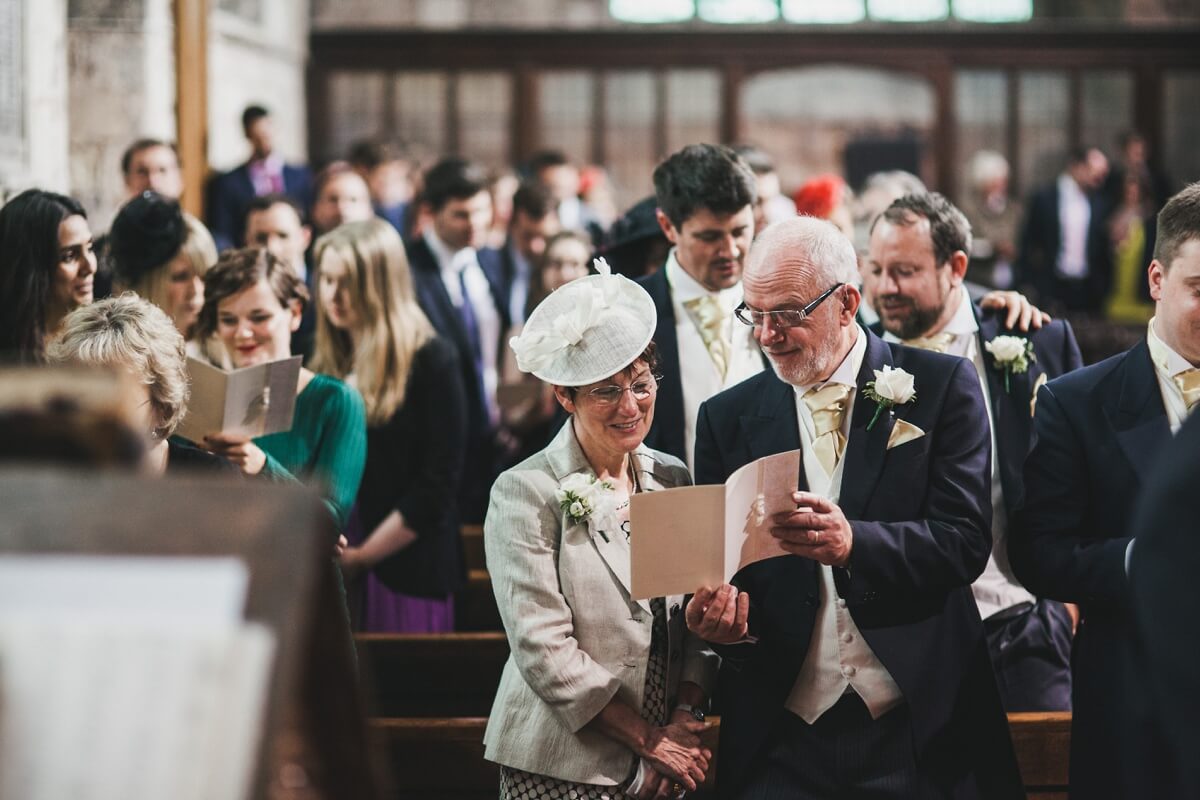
[862,365,917,430]
[555,473,616,532]
[984,335,1036,393]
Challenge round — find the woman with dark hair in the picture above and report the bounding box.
[195,247,367,531]
[0,189,97,360]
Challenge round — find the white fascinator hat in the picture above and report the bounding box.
[509,258,657,386]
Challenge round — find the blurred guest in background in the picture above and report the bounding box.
[120,138,184,201]
[734,144,796,236]
[206,104,313,250]
[792,173,855,239]
[1105,170,1157,325]
[408,157,507,524]
[108,192,217,348]
[0,189,97,362]
[309,161,374,237]
[960,150,1023,290]
[1018,145,1112,314]
[600,195,668,281]
[528,150,604,245]
[244,194,316,359]
[314,218,467,632]
[490,181,561,327]
[348,139,415,238]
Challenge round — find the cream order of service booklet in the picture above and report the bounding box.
[176,355,302,441]
[630,449,803,600]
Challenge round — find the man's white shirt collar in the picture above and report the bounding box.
[665,248,743,314]
[1148,317,1196,377]
[424,229,476,275]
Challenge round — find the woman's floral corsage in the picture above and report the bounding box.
[556,473,615,529]
[862,366,917,430]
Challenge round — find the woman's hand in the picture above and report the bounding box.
[339,545,367,577]
[637,719,711,793]
[334,534,349,558]
[202,433,267,475]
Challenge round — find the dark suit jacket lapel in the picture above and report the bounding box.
[739,372,801,468]
[640,269,686,461]
[1112,340,1173,481]
[840,331,898,520]
[975,308,1033,507]
[410,239,474,357]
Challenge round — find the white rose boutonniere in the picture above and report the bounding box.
[984,335,1036,393]
[555,473,615,532]
[862,365,917,430]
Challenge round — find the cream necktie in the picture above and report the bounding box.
[683,295,731,379]
[904,332,957,354]
[804,384,853,476]
[1175,368,1200,415]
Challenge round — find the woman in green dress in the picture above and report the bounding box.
[195,248,367,532]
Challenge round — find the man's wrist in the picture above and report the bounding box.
[673,703,706,722]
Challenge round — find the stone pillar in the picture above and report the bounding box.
[0,0,70,200]
[67,0,177,229]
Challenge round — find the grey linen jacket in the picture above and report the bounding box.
[482,420,720,785]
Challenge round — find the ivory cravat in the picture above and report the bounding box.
[803,384,853,476]
[904,331,957,354]
[682,295,731,379]
[1176,368,1200,414]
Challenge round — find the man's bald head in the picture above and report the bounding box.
[745,216,860,292]
[742,217,862,387]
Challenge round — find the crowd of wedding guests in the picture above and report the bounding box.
[1,100,1198,799]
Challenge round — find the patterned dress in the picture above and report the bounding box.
[499,477,669,799]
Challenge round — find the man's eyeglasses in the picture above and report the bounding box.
[584,374,663,406]
[733,283,845,329]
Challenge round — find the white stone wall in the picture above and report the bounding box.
[207,0,310,172]
[0,0,69,201]
[67,0,177,230]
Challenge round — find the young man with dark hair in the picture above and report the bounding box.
[489,180,561,326]
[348,139,415,236]
[867,191,1083,713]
[244,194,314,358]
[1018,145,1111,313]
[528,149,603,244]
[206,104,313,251]
[408,157,508,523]
[638,143,762,467]
[1011,181,1200,799]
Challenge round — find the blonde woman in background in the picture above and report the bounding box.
[312,218,468,632]
[107,191,223,361]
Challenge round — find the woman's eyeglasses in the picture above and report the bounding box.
[733,283,845,329]
[584,374,663,406]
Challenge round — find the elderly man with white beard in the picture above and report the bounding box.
[685,216,1023,800]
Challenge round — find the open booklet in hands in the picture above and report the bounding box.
[630,450,802,601]
[175,356,302,442]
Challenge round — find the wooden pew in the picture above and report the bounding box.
[357,632,508,717]
[1010,712,1071,800]
[455,568,503,631]
[462,524,485,573]
[370,713,1071,800]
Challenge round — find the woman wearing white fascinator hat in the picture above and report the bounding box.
[483,259,718,800]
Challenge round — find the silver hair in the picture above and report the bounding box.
[46,293,189,439]
[967,150,1010,191]
[749,215,860,286]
